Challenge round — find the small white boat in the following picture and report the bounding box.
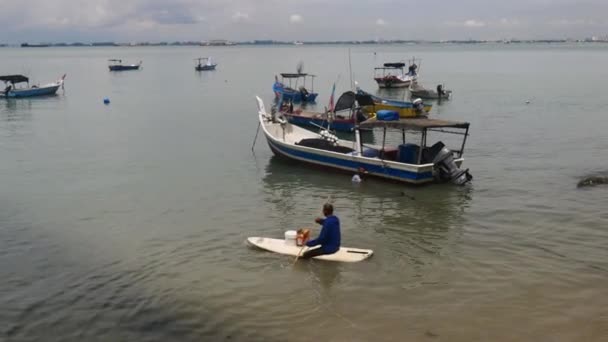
[1,74,65,98]
[254,94,472,185]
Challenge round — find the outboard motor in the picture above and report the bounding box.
[431,142,472,185]
[413,98,426,116]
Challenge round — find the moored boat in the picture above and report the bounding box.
[108,59,142,71]
[273,73,318,103]
[1,74,65,98]
[409,81,452,100]
[254,95,472,185]
[357,88,431,118]
[195,57,217,71]
[374,59,419,88]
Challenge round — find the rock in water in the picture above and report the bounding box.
[577,176,608,188]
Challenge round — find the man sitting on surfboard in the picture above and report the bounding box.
[302,203,341,259]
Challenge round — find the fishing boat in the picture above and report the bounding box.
[1,74,65,98]
[373,59,419,88]
[272,73,318,103]
[195,57,217,71]
[254,95,472,185]
[108,59,142,71]
[357,88,431,118]
[280,91,375,133]
[409,81,452,100]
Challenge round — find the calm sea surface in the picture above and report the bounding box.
[1,44,607,341]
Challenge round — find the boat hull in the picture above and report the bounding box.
[109,65,140,71]
[374,75,417,88]
[410,89,452,100]
[368,102,432,118]
[358,89,432,117]
[1,84,60,98]
[258,112,448,184]
[265,133,436,184]
[196,64,217,71]
[280,90,318,103]
[375,78,411,88]
[283,113,373,133]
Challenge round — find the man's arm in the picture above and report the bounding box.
[306,221,328,247]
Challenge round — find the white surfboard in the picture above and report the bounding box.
[247,237,373,263]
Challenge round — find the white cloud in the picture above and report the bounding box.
[376,18,387,26]
[232,11,249,22]
[463,19,486,28]
[289,14,303,24]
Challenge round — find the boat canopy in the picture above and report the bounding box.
[0,75,29,84]
[360,117,469,130]
[280,73,314,78]
[108,59,122,62]
[333,91,375,112]
[382,62,406,68]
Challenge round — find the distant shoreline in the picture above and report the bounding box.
[3,39,608,48]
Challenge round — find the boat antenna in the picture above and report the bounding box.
[348,48,354,91]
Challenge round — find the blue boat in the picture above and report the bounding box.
[280,91,375,133]
[1,74,65,98]
[195,57,217,71]
[108,59,141,71]
[273,73,318,103]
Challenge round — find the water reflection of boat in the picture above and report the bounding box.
[261,155,471,235]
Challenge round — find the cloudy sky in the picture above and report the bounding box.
[1,0,607,43]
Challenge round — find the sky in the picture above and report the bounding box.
[1,0,607,43]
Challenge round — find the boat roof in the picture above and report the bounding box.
[332,91,375,112]
[0,75,29,83]
[280,73,315,78]
[108,59,122,62]
[374,62,406,70]
[360,117,470,130]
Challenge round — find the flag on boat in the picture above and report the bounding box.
[328,82,336,112]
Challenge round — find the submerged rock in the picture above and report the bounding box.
[577,176,608,188]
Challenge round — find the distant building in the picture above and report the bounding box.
[92,42,117,46]
[203,40,233,46]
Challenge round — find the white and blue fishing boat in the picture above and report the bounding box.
[272,73,318,103]
[1,74,65,98]
[108,59,142,71]
[255,95,472,185]
[195,57,217,71]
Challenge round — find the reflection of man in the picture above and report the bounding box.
[302,204,341,259]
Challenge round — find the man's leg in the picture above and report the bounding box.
[301,247,326,259]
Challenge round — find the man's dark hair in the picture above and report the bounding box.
[323,203,333,214]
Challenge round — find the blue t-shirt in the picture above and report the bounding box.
[306,215,341,254]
